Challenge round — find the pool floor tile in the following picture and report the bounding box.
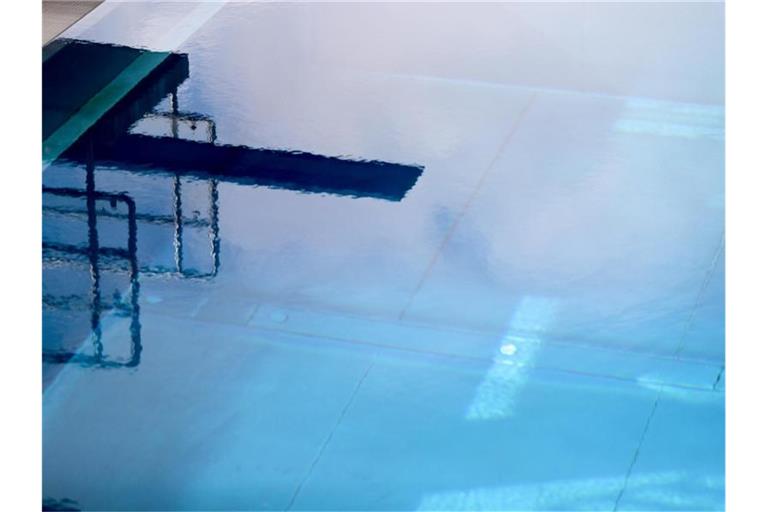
[43,315,374,510]
[289,359,661,511]
[42,2,724,509]
[402,92,724,360]
[675,245,725,363]
[616,389,724,511]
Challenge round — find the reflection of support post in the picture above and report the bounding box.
[170,90,179,139]
[207,100,220,276]
[209,179,220,276]
[126,195,141,367]
[209,119,217,143]
[173,174,184,273]
[171,90,184,274]
[84,138,103,361]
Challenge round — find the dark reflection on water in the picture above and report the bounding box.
[43,39,162,140]
[42,497,80,512]
[63,135,424,201]
[42,172,142,369]
[42,39,423,374]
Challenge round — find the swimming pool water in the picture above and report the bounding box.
[42,2,724,510]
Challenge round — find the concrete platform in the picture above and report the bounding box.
[43,1,102,45]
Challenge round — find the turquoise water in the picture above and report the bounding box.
[42,2,724,510]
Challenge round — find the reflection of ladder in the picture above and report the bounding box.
[43,180,221,280]
[136,91,221,280]
[42,149,142,368]
[42,88,223,368]
[136,174,221,280]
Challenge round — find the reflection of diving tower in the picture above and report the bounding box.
[42,147,222,369]
[43,39,424,370]
[43,40,221,369]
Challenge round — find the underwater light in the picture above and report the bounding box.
[500,343,518,356]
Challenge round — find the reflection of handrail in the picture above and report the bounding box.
[43,186,136,209]
[42,205,212,228]
[137,110,217,143]
[42,173,221,281]
[42,183,142,369]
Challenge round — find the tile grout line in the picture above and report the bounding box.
[142,309,723,393]
[674,231,725,357]
[150,300,726,368]
[397,92,539,321]
[712,365,725,391]
[242,323,716,393]
[373,71,727,111]
[612,390,662,512]
[285,361,374,511]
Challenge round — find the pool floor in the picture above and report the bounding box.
[42,2,724,510]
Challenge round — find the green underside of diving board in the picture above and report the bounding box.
[43,50,171,167]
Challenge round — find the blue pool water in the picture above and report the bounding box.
[42,2,724,510]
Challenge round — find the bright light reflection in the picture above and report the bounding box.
[417,471,721,511]
[499,343,517,356]
[614,99,724,140]
[466,297,558,420]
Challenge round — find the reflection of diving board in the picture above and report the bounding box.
[48,39,423,201]
[45,38,423,200]
[63,135,423,201]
